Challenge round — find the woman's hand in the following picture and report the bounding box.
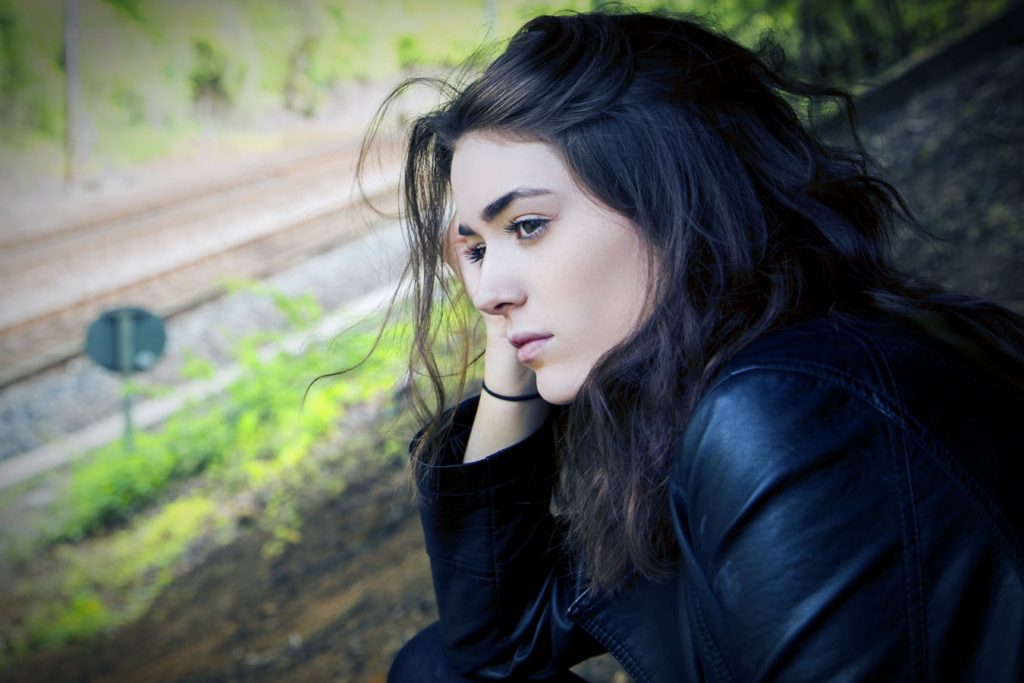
[478,307,539,398]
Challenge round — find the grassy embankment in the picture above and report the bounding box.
[0,283,480,665]
[3,0,1005,178]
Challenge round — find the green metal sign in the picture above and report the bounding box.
[86,306,166,373]
[85,306,166,449]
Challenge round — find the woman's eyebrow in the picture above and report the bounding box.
[457,187,554,236]
[481,187,553,221]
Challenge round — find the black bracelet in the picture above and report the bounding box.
[481,381,542,402]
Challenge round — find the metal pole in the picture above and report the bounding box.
[117,309,135,450]
[63,0,81,191]
[485,0,497,34]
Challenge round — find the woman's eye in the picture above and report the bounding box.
[505,217,549,240]
[464,243,485,263]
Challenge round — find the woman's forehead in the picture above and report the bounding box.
[450,135,570,215]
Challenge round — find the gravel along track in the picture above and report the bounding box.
[0,221,408,465]
[0,138,400,387]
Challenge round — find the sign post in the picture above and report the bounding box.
[86,307,167,450]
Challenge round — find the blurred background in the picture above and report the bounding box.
[0,1,1021,681]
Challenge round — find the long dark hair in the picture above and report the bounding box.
[359,9,1024,591]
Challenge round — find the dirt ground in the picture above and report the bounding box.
[3,30,1022,683]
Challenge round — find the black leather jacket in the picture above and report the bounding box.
[413,311,1024,682]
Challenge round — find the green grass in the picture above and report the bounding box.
[49,293,408,545]
[0,285,428,663]
[18,495,223,653]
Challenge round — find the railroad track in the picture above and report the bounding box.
[1,138,373,251]
[0,141,401,387]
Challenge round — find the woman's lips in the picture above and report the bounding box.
[509,334,552,364]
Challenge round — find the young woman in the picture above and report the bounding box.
[374,10,1024,682]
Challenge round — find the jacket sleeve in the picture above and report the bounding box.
[413,396,604,679]
[670,366,927,682]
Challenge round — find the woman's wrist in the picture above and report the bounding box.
[464,391,549,463]
[481,381,542,402]
[465,348,548,462]
[460,328,549,463]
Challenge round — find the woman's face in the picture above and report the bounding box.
[449,133,651,404]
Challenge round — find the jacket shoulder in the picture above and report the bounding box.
[682,311,1024,555]
[669,311,1024,680]
[719,310,1022,405]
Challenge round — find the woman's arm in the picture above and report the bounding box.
[414,396,603,678]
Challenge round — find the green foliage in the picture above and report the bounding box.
[284,34,319,116]
[30,283,402,548]
[109,81,145,125]
[0,1,61,139]
[223,277,323,327]
[396,34,420,70]
[0,0,25,114]
[1,285,422,661]
[190,38,232,109]
[22,589,107,651]
[180,351,216,381]
[19,495,220,653]
[100,0,144,23]
[3,0,1009,169]
[719,0,1013,84]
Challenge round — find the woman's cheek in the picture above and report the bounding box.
[460,260,479,288]
[460,264,486,311]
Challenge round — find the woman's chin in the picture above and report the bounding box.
[536,372,581,406]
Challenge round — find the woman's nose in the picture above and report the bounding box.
[470,259,526,316]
